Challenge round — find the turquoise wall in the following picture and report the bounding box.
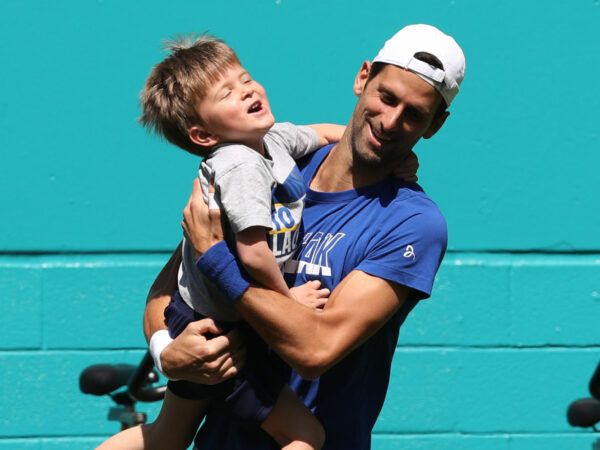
[2,0,599,448]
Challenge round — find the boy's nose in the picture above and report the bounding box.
[242,85,254,99]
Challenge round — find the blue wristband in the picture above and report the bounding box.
[195,241,252,305]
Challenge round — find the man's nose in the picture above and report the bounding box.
[380,106,403,132]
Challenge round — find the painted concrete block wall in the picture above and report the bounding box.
[2,0,599,448]
[3,255,599,448]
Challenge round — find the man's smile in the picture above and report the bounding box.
[367,120,394,148]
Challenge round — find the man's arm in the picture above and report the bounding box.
[236,270,410,380]
[143,240,246,384]
[184,178,410,379]
[143,242,182,342]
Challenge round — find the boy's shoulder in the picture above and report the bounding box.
[203,142,265,168]
[266,122,299,136]
[205,122,301,164]
[200,143,273,182]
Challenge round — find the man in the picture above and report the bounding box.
[145,24,466,449]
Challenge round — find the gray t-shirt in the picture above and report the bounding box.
[178,123,320,321]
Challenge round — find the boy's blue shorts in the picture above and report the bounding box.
[165,291,285,427]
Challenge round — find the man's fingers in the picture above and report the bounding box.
[207,180,216,194]
[184,178,200,215]
[182,177,224,258]
[204,330,242,357]
[191,177,204,195]
[188,317,223,336]
[183,325,244,367]
[187,178,209,216]
[213,341,247,376]
[202,357,243,384]
[181,182,195,235]
[160,315,247,384]
[221,338,247,379]
[194,336,247,384]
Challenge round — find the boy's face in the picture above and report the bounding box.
[194,64,275,149]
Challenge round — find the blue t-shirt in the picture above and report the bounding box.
[194,145,448,449]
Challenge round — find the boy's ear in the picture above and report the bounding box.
[189,125,219,147]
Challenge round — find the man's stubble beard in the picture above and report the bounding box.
[349,119,407,170]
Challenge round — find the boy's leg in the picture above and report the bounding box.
[96,388,208,450]
[261,384,325,450]
[216,324,325,449]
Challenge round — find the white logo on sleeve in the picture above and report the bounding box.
[403,245,416,260]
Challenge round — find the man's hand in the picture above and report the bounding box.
[393,150,419,182]
[182,178,226,260]
[161,318,246,385]
[290,280,330,309]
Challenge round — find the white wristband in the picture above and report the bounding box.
[149,329,176,380]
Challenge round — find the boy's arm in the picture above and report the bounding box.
[307,124,346,146]
[236,226,293,299]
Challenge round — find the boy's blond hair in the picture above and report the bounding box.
[139,34,240,155]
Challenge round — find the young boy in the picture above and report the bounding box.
[98,34,344,449]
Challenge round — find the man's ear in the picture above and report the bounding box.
[423,111,450,140]
[188,125,219,147]
[353,61,372,97]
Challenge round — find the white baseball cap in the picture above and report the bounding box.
[373,24,466,107]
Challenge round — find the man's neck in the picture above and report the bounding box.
[309,132,392,192]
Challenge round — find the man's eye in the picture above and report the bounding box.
[380,92,395,105]
[406,108,424,121]
[220,91,231,100]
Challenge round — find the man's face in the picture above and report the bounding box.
[349,62,447,169]
[194,63,275,147]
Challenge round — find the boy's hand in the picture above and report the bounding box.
[161,318,246,384]
[392,151,419,182]
[290,280,330,309]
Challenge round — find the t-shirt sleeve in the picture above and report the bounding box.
[208,151,274,234]
[267,122,320,160]
[356,209,448,300]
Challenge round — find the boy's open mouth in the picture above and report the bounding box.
[248,101,262,114]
